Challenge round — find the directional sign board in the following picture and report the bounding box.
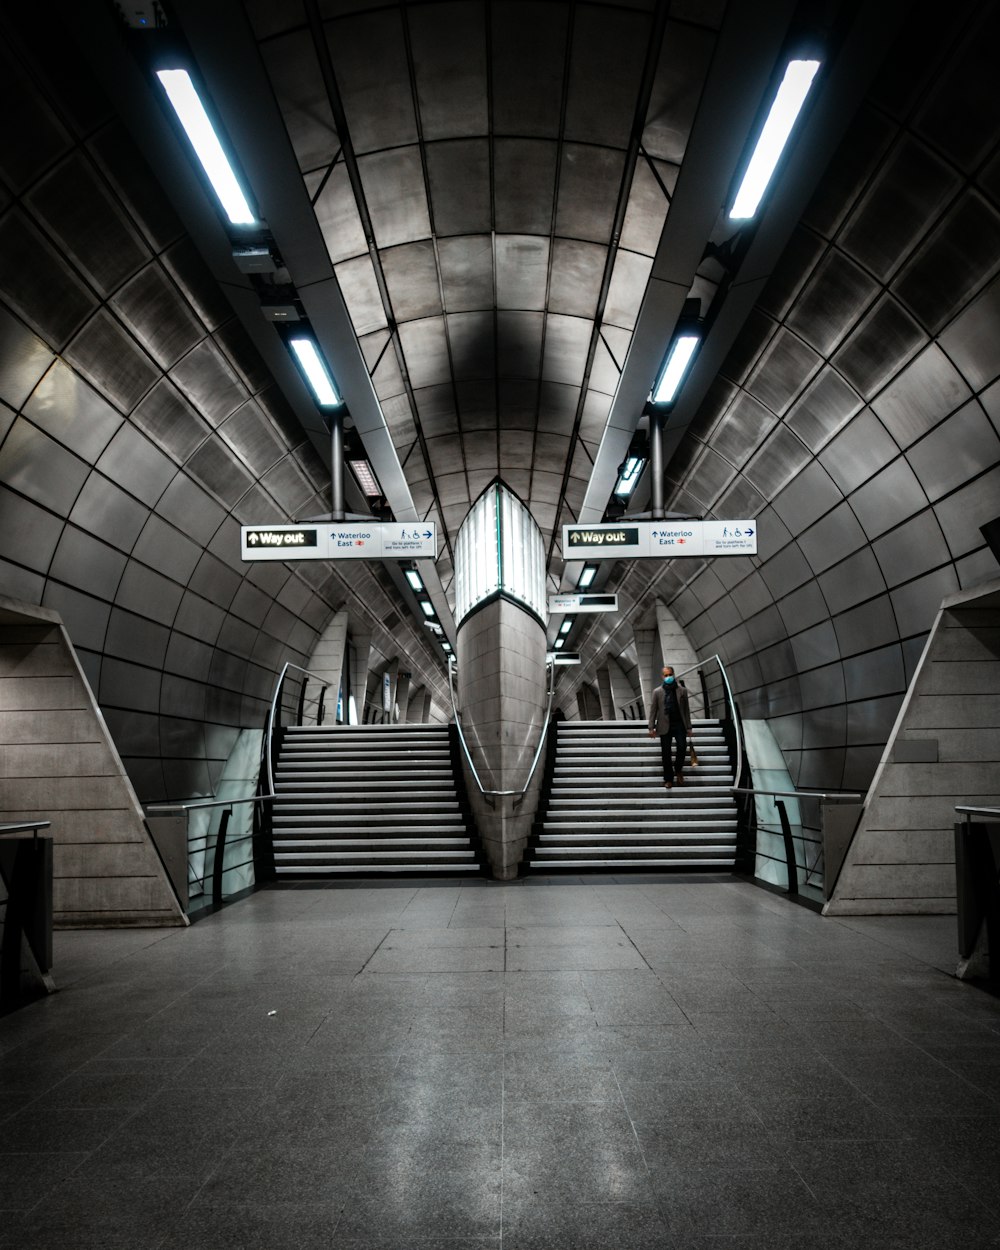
[548,593,619,614]
[563,520,756,560]
[241,522,437,562]
[547,651,581,665]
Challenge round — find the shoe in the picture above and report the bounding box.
[664,781,672,789]
[675,775,685,785]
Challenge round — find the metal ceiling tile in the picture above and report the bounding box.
[132,514,201,585]
[870,343,971,449]
[907,400,1000,503]
[382,240,443,322]
[261,458,316,516]
[438,235,494,312]
[491,1,568,138]
[414,383,457,437]
[335,254,389,336]
[70,471,148,553]
[497,311,543,378]
[186,437,255,509]
[894,191,1000,335]
[785,367,864,453]
[433,469,469,507]
[786,249,880,357]
[939,276,1000,392]
[409,1,488,140]
[798,502,868,576]
[464,437,498,473]
[494,139,558,235]
[618,160,671,258]
[708,392,776,469]
[66,310,159,415]
[741,425,809,500]
[603,248,652,331]
[89,122,183,253]
[426,139,491,236]
[397,316,451,388]
[0,210,96,349]
[933,463,1000,559]
[499,427,534,470]
[832,294,925,399]
[578,388,612,451]
[170,338,249,426]
[555,144,626,245]
[217,400,287,476]
[326,9,418,154]
[642,20,716,164]
[771,459,842,534]
[0,418,86,516]
[533,431,571,475]
[22,358,120,463]
[0,46,71,192]
[115,559,184,624]
[564,5,648,149]
[548,238,606,319]
[874,509,950,588]
[815,552,885,620]
[358,147,431,247]
[889,564,959,638]
[447,311,495,381]
[98,422,176,505]
[259,30,340,173]
[27,151,149,296]
[913,4,1000,175]
[161,239,231,333]
[686,445,735,508]
[536,381,579,433]
[156,473,227,545]
[541,313,591,387]
[850,457,927,540]
[744,328,823,418]
[314,163,369,265]
[495,235,549,311]
[839,136,960,282]
[456,380,496,428]
[819,408,899,496]
[758,228,827,323]
[131,380,209,466]
[245,0,306,40]
[111,264,203,370]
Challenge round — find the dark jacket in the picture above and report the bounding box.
[647,680,692,736]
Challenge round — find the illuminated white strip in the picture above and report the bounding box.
[653,334,700,404]
[155,69,256,226]
[349,459,380,496]
[289,338,341,407]
[729,58,821,221]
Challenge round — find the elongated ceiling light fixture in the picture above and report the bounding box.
[288,337,341,407]
[155,68,257,226]
[652,332,701,405]
[614,456,646,498]
[729,58,821,221]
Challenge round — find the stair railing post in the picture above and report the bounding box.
[774,799,799,897]
[297,678,308,727]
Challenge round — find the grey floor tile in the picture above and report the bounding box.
[501,1196,669,1249]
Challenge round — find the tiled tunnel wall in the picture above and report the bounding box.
[616,2,1000,792]
[0,15,447,805]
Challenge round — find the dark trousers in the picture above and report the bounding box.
[659,721,687,781]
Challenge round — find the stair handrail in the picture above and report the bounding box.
[264,662,334,794]
[668,654,743,789]
[447,655,556,803]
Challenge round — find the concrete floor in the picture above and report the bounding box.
[1,876,999,1249]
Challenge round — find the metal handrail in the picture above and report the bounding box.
[669,654,743,789]
[731,788,863,802]
[0,821,51,838]
[448,655,556,803]
[265,662,334,794]
[956,805,1000,820]
[146,795,278,814]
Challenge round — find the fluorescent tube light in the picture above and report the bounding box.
[288,338,341,407]
[419,599,436,618]
[577,565,597,589]
[653,333,700,404]
[614,456,645,498]
[554,638,565,649]
[155,69,256,226]
[559,619,573,635]
[404,569,424,592]
[442,640,452,652]
[349,459,380,497]
[729,58,821,221]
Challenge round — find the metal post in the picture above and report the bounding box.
[330,407,345,520]
[297,677,308,727]
[317,687,326,727]
[774,799,799,896]
[649,406,664,520]
[212,808,231,906]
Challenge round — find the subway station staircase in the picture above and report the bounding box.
[269,723,485,875]
[525,719,738,871]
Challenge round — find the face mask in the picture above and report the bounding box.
[663,675,675,685]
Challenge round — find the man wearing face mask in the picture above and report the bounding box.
[647,665,692,789]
